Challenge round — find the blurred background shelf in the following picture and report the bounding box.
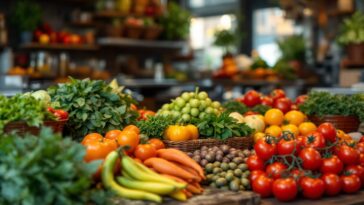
[21,43,99,52]
[98,38,186,51]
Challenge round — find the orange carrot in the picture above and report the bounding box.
[191,182,204,193]
[183,190,193,198]
[157,149,205,179]
[186,184,202,194]
[169,161,201,182]
[161,174,187,183]
[144,157,199,181]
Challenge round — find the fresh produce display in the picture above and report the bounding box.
[187,145,253,192]
[0,127,106,205]
[48,78,138,140]
[248,121,363,202]
[299,91,364,122]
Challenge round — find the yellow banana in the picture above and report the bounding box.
[102,151,162,203]
[122,170,135,180]
[121,156,186,189]
[169,190,187,201]
[117,177,177,195]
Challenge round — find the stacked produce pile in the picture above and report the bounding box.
[188,145,253,192]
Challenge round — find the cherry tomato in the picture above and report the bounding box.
[341,174,361,194]
[270,89,286,102]
[81,134,118,162]
[336,145,359,166]
[261,96,273,107]
[266,162,287,179]
[148,138,165,150]
[277,138,301,156]
[317,123,337,143]
[273,97,292,114]
[134,144,157,161]
[272,178,297,202]
[290,169,304,183]
[254,138,277,161]
[252,175,274,198]
[295,95,308,105]
[299,148,322,171]
[53,109,69,120]
[320,155,343,175]
[345,165,364,185]
[117,130,140,154]
[243,90,262,107]
[247,155,265,171]
[250,170,266,182]
[300,176,325,199]
[356,142,364,154]
[302,131,325,149]
[321,173,341,196]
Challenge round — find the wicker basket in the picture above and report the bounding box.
[125,25,143,39]
[163,137,253,153]
[309,115,360,133]
[144,26,162,40]
[4,120,67,136]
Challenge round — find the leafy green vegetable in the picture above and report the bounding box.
[213,29,237,54]
[0,127,108,205]
[223,101,249,115]
[277,35,305,62]
[273,58,297,80]
[251,104,271,115]
[48,78,138,140]
[192,112,253,140]
[299,91,364,122]
[137,115,178,139]
[159,2,191,40]
[251,57,269,70]
[0,94,54,133]
[337,11,364,45]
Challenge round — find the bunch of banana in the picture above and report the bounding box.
[102,150,187,203]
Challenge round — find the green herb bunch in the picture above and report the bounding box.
[48,78,138,140]
[192,112,254,140]
[159,2,191,40]
[337,11,364,45]
[299,91,364,122]
[0,127,107,205]
[137,115,178,139]
[0,94,53,133]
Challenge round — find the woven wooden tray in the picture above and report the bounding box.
[163,137,253,152]
[309,115,360,133]
[4,120,67,136]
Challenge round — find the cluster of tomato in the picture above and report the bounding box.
[81,125,165,179]
[247,122,364,202]
[47,107,69,120]
[237,89,307,113]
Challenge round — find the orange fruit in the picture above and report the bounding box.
[81,133,103,145]
[254,132,265,143]
[148,138,165,150]
[284,110,307,126]
[105,129,122,140]
[281,124,299,137]
[164,125,190,142]
[117,130,140,154]
[264,109,284,126]
[186,124,199,140]
[123,125,140,135]
[134,144,157,161]
[298,122,317,136]
[265,125,282,137]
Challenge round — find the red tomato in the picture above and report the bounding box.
[138,110,156,120]
[277,138,301,156]
[359,136,364,143]
[270,89,286,102]
[53,109,69,120]
[252,175,273,198]
[320,155,343,175]
[247,155,265,171]
[356,142,364,154]
[302,131,325,149]
[321,173,341,196]
[134,144,157,161]
[317,123,337,143]
[244,111,258,116]
[272,178,297,202]
[359,154,364,167]
[299,148,322,171]
[345,165,364,185]
[290,169,304,182]
[341,174,361,194]
[254,138,277,161]
[266,162,287,179]
[300,176,325,199]
[236,96,245,104]
[261,96,273,107]
[336,145,359,166]
[290,104,298,110]
[273,98,293,113]
[250,170,266,182]
[243,90,262,107]
[295,95,308,105]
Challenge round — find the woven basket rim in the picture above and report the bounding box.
[309,115,359,119]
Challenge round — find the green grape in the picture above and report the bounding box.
[171,111,180,118]
[212,101,221,109]
[205,107,214,114]
[205,98,212,106]
[189,92,195,98]
[190,108,199,117]
[182,113,191,121]
[175,97,186,107]
[199,112,207,119]
[181,107,190,114]
[199,101,207,110]
[198,91,208,100]
[161,104,170,110]
[189,99,200,108]
[181,92,191,101]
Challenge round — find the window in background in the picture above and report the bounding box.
[189,14,236,70]
[253,8,302,66]
[189,0,237,8]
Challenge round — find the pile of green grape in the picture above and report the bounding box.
[158,91,223,121]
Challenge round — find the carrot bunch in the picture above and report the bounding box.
[143,148,205,198]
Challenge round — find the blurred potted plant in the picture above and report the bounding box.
[143,18,162,40]
[11,0,42,44]
[159,2,191,40]
[337,11,364,62]
[125,17,144,39]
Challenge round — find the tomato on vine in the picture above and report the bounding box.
[336,145,359,166]
[252,175,274,198]
[299,148,322,171]
[254,138,277,161]
[277,137,301,156]
[341,174,361,194]
[300,176,325,199]
[317,123,337,143]
[320,155,343,175]
[266,162,287,179]
[247,155,265,171]
[345,165,364,186]
[272,178,297,202]
[302,131,325,149]
[321,173,341,196]
[356,142,364,154]
[250,170,266,182]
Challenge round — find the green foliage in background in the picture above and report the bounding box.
[337,11,364,45]
[213,29,237,54]
[277,35,306,62]
[299,91,364,122]
[11,0,42,31]
[159,2,191,40]
[251,57,270,70]
[273,59,297,80]
[48,78,138,140]
[0,127,108,205]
